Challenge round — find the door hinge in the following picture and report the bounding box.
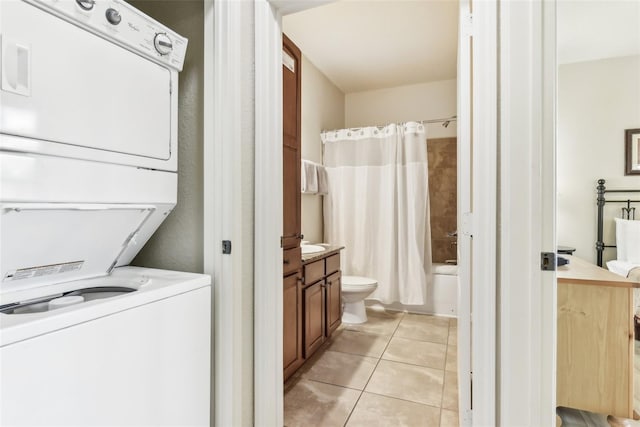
[280,236,283,248]
[540,252,556,271]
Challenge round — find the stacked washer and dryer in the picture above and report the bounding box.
[0,0,211,425]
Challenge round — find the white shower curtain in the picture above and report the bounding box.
[322,122,432,305]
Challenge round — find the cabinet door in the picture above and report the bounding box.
[326,272,342,337]
[283,273,303,381]
[282,34,301,250]
[304,281,325,358]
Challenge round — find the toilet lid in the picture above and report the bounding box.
[342,275,377,286]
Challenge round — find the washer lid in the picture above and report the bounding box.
[0,203,155,296]
[342,276,378,286]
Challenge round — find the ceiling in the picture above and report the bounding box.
[283,0,640,94]
[557,1,640,64]
[283,0,459,94]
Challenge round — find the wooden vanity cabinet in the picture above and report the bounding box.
[301,250,343,358]
[326,272,342,336]
[283,248,344,381]
[303,280,326,357]
[283,273,303,380]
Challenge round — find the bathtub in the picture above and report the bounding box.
[430,263,458,316]
[365,262,459,317]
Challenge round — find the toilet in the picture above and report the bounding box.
[341,276,378,324]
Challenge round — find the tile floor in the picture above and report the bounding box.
[284,308,459,427]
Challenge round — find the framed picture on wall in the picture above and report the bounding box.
[626,128,640,175]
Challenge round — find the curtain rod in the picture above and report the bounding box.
[321,116,457,133]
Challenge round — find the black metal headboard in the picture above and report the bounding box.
[596,179,640,267]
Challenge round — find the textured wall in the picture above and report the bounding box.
[299,55,345,243]
[427,138,458,262]
[129,0,204,273]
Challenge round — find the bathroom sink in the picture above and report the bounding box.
[301,244,326,255]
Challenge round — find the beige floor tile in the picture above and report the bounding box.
[449,317,458,327]
[442,370,458,411]
[382,336,447,370]
[343,309,404,337]
[346,392,440,427]
[395,316,449,344]
[365,359,444,407]
[448,326,458,347]
[300,350,378,390]
[404,313,451,327]
[284,378,361,427]
[445,345,457,372]
[440,409,459,427]
[327,329,391,358]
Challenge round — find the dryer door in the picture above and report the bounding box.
[0,0,175,170]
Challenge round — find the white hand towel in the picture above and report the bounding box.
[317,164,329,195]
[301,160,318,194]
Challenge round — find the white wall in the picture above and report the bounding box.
[557,55,640,264]
[300,55,345,243]
[345,79,457,139]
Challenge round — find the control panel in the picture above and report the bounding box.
[24,0,188,71]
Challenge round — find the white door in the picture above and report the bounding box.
[0,0,172,164]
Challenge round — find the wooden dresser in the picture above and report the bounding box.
[557,255,640,418]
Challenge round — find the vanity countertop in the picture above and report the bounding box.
[301,245,344,264]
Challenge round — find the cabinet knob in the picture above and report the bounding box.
[284,259,290,265]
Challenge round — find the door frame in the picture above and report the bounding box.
[497,1,557,423]
[456,0,473,423]
[206,0,557,425]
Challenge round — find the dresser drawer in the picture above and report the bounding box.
[283,247,302,276]
[304,259,324,285]
[326,253,340,275]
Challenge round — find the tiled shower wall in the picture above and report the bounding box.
[427,138,457,263]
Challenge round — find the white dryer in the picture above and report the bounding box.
[0,1,211,425]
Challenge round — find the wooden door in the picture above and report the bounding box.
[304,281,325,357]
[283,273,303,380]
[282,34,301,250]
[282,34,303,382]
[325,272,342,337]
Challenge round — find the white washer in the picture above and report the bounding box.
[0,267,211,426]
[0,1,211,425]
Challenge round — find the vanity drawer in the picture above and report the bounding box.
[283,247,302,276]
[326,253,340,275]
[304,259,324,285]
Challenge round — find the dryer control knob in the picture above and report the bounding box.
[154,33,173,56]
[105,8,122,25]
[76,0,95,10]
